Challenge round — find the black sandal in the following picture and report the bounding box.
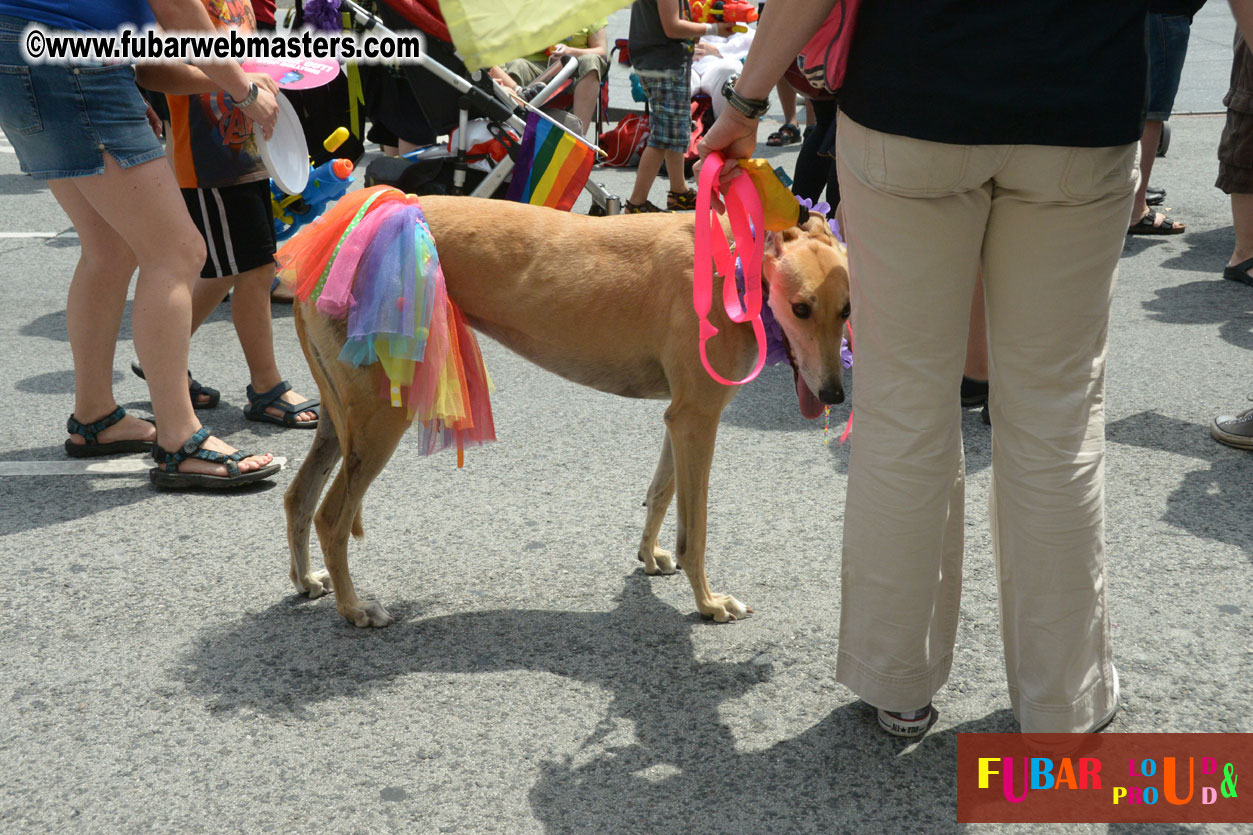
[64,406,154,458]
[1127,210,1185,236]
[1222,256,1253,287]
[766,123,801,146]
[130,361,220,409]
[243,381,320,428]
[150,426,281,490]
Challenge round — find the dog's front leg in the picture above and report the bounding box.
[666,404,752,623]
[638,430,678,575]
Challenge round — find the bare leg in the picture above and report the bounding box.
[190,274,232,333]
[630,146,665,206]
[664,150,688,195]
[228,263,317,422]
[1131,120,1164,226]
[47,180,154,449]
[775,78,796,126]
[489,66,518,90]
[1228,193,1253,279]
[62,155,272,476]
[571,71,601,135]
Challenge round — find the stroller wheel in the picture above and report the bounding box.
[1156,121,1170,158]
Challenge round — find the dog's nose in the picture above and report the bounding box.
[819,384,845,405]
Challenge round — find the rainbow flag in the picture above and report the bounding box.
[506,111,595,212]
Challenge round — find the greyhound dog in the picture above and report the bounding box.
[285,196,850,627]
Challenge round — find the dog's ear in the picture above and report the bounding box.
[765,230,783,259]
[765,225,802,259]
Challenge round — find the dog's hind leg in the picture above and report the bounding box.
[638,430,678,575]
[286,415,341,599]
[314,407,410,628]
[666,402,752,623]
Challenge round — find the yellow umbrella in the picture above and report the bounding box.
[439,0,631,69]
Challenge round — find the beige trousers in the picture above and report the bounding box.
[833,112,1136,733]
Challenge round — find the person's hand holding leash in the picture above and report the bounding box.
[696,104,760,213]
[695,0,839,207]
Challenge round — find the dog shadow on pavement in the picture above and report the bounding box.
[182,571,1027,832]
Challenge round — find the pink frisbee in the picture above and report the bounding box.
[242,57,340,90]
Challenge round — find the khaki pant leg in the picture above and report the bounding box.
[982,143,1136,732]
[833,112,1001,713]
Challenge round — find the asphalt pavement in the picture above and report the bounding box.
[0,5,1251,834]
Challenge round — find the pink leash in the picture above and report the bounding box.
[693,151,768,386]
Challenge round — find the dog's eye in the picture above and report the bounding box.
[841,303,851,319]
[792,302,811,320]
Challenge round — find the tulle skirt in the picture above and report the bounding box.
[276,186,495,463]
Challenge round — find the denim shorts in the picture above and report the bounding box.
[1147,12,1191,121]
[0,15,164,179]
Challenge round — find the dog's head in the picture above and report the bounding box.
[763,212,851,419]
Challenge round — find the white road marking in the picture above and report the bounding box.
[0,232,79,239]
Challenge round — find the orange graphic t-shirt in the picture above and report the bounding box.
[167,0,268,189]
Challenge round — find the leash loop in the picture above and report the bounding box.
[694,151,768,386]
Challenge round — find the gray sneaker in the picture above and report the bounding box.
[1211,401,1253,450]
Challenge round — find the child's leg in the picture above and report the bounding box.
[190,275,234,335]
[231,263,317,423]
[664,150,688,194]
[630,145,665,205]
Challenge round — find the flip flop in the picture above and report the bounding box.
[130,361,220,409]
[1222,256,1253,287]
[64,406,155,458]
[243,380,319,428]
[1127,210,1185,235]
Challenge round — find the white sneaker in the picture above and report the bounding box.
[876,704,934,738]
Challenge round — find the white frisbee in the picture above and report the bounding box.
[256,92,309,195]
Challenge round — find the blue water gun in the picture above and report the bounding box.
[272,128,355,241]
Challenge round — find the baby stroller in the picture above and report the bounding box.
[335,0,622,214]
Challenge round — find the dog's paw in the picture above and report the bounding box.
[340,599,394,628]
[699,594,752,623]
[638,545,678,575]
[292,569,333,599]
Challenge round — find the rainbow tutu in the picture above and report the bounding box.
[276,186,495,462]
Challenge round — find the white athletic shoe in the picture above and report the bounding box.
[876,704,934,738]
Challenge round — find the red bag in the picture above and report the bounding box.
[685,95,715,168]
[598,112,650,168]
[797,0,861,94]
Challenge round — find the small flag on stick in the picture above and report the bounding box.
[506,111,596,212]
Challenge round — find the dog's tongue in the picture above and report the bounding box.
[797,374,825,420]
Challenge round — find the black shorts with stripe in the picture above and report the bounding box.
[181,179,277,279]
